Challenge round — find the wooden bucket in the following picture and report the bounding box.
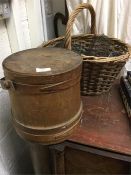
[1,48,82,144]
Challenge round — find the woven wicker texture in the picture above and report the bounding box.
[42,3,130,95]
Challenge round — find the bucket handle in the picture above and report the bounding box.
[0,76,80,93]
[64,3,96,50]
[0,77,15,90]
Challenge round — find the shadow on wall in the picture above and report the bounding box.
[0,89,34,175]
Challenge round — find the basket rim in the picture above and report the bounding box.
[41,34,130,63]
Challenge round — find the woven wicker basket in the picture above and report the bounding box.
[42,3,130,95]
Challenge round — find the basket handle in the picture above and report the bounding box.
[64,3,96,50]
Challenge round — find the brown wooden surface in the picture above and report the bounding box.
[65,147,130,174]
[69,81,131,156]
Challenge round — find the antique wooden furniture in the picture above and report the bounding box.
[1,47,82,144]
[34,81,131,174]
[49,81,131,174]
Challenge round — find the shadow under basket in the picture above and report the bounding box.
[42,34,130,95]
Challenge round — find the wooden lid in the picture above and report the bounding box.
[3,48,82,76]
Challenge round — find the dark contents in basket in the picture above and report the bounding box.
[54,35,128,57]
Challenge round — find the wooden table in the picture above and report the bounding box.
[70,82,131,156]
[32,82,131,174]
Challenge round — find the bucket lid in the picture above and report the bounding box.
[3,48,82,76]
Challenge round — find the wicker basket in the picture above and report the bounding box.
[42,3,130,95]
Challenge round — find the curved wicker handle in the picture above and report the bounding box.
[64,3,96,50]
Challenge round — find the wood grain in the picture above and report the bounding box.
[69,81,131,156]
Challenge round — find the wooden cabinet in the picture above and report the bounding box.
[50,142,131,174]
[65,147,129,174]
[32,82,131,174]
